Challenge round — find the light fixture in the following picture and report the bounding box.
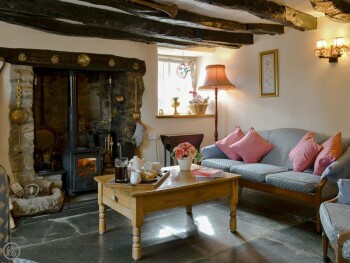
[315,37,349,63]
[199,65,235,142]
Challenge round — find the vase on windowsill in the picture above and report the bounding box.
[177,157,193,171]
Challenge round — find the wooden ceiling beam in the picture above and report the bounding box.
[194,0,317,31]
[310,0,350,22]
[80,0,284,35]
[0,0,251,47]
[0,11,241,49]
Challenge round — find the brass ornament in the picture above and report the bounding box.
[51,55,59,64]
[133,62,140,70]
[115,95,125,103]
[18,53,27,62]
[77,54,91,67]
[9,75,29,125]
[109,58,116,67]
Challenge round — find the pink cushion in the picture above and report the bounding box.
[289,132,323,172]
[229,128,274,163]
[215,126,244,160]
[314,132,342,176]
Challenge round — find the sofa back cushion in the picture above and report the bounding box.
[260,128,350,169]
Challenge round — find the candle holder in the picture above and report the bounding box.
[172,97,180,115]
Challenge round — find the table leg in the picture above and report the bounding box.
[164,146,167,167]
[132,198,143,260]
[132,226,142,260]
[186,205,192,214]
[99,203,106,235]
[230,180,239,232]
[98,183,106,235]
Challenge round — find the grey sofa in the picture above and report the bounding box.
[201,128,350,231]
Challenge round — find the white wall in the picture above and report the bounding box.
[198,17,350,139]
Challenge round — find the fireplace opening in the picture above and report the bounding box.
[8,59,143,199]
[32,68,111,195]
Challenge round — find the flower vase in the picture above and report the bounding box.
[177,157,193,171]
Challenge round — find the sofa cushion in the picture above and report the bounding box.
[200,158,243,172]
[265,171,321,193]
[215,126,244,160]
[229,128,274,163]
[289,132,323,172]
[230,164,288,183]
[314,132,342,176]
[320,202,350,259]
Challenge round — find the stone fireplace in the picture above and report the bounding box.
[4,48,146,195]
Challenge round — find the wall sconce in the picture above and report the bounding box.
[315,37,349,63]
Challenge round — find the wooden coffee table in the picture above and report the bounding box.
[95,165,240,261]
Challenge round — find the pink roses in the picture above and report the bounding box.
[171,142,202,160]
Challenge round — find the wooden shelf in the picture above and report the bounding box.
[156,114,214,119]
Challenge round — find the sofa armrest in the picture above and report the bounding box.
[321,148,350,184]
[201,144,227,159]
[337,230,350,247]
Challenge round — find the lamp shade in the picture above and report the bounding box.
[199,65,236,90]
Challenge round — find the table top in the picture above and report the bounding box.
[95,165,240,197]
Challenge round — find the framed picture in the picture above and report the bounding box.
[259,49,279,97]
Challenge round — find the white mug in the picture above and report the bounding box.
[130,170,141,184]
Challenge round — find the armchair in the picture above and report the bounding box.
[320,179,350,263]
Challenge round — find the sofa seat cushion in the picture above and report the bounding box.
[265,171,321,193]
[230,164,288,183]
[320,202,350,259]
[200,159,243,172]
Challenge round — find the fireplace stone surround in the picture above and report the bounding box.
[3,48,146,193]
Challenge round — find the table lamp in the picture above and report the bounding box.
[199,65,236,141]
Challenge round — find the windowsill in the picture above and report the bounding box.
[156,114,215,119]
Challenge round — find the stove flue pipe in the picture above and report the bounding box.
[68,71,78,149]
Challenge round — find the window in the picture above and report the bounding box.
[158,56,197,115]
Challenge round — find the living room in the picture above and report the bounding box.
[0,0,350,262]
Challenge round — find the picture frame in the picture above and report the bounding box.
[259,49,279,97]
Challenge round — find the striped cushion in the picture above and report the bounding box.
[200,158,243,172]
[230,164,288,183]
[320,202,350,259]
[265,171,321,193]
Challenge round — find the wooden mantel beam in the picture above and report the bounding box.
[195,0,317,31]
[0,0,252,47]
[310,0,350,22]
[80,0,284,35]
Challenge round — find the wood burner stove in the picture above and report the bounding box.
[63,71,104,196]
[63,148,103,196]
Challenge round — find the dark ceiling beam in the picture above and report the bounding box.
[194,0,317,31]
[0,0,252,47]
[0,11,241,49]
[80,0,284,35]
[310,0,350,22]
